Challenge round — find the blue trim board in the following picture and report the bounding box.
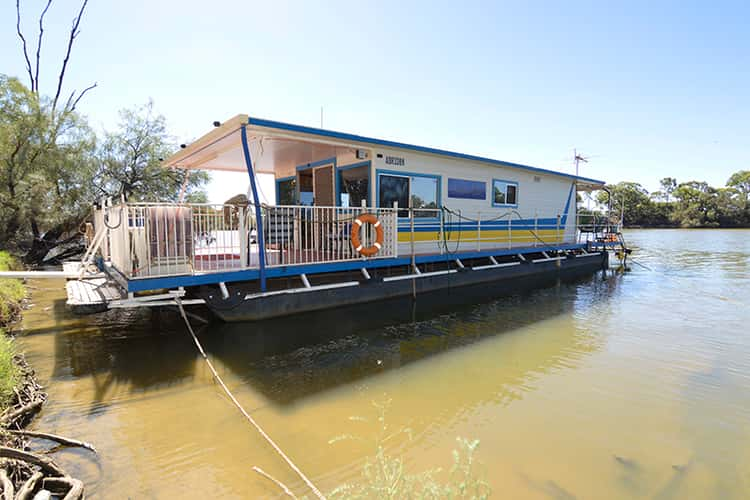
[126,243,587,292]
[247,116,605,185]
[491,179,519,208]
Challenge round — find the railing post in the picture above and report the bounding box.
[507,217,512,249]
[556,213,561,243]
[477,211,481,251]
[239,206,247,268]
[534,211,538,247]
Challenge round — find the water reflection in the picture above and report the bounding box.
[23,269,621,414]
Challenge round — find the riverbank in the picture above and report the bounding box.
[0,251,91,498]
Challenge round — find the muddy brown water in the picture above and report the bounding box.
[15,229,750,498]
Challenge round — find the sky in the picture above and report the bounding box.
[1,0,748,203]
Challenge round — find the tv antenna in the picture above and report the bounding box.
[574,148,589,177]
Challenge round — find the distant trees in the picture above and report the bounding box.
[597,173,750,228]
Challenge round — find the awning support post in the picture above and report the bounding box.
[240,124,267,292]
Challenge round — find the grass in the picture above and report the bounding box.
[328,400,491,499]
[0,251,24,408]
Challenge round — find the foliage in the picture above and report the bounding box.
[0,334,19,409]
[92,101,209,203]
[328,400,491,499]
[595,172,750,228]
[0,74,96,249]
[0,252,26,327]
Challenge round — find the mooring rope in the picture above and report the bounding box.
[175,298,326,499]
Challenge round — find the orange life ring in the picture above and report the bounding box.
[351,213,384,257]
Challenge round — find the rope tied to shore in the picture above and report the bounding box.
[174,298,326,499]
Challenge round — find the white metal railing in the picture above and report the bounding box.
[100,202,398,280]
[397,208,572,253]
[258,205,398,267]
[576,212,622,245]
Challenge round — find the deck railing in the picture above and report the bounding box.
[102,202,399,279]
[397,208,571,252]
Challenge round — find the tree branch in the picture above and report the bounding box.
[15,0,35,91]
[35,0,54,94]
[69,82,97,112]
[52,0,89,112]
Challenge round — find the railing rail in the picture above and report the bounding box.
[101,202,398,279]
[96,201,590,281]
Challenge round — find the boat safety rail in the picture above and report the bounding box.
[106,202,248,278]
[397,208,571,253]
[98,202,399,280]
[255,204,399,267]
[576,212,622,245]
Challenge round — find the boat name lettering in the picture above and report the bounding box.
[385,156,405,166]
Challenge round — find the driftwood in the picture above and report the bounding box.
[0,447,66,477]
[0,469,13,500]
[5,430,96,454]
[0,401,43,428]
[14,471,42,500]
[42,477,83,500]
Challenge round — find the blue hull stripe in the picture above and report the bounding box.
[126,243,587,292]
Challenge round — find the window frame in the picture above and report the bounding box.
[336,160,371,207]
[376,169,441,220]
[491,179,519,208]
[275,176,297,205]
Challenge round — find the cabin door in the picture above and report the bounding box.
[312,165,335,206]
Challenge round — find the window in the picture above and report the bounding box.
[447,178,486,200]
[492,179,518,206]
[277,178,296,205]
[338,165,369,207]
[379,173,439,217]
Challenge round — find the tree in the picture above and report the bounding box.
[0,75,96,255]
[1,0,97,259]
[93,101,209,203]
[659,177,677,202]
[727,170,750,210]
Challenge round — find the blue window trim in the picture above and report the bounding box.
[275,175,296,205]
[376,168,442,220]
[295,156,336,172]
[491,178,519,208]
[336,160,371,207]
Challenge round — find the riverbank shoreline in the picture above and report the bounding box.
[0,252,91,498]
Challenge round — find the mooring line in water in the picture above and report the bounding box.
[175,298,326,499]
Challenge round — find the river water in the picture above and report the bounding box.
[15,229,750,498]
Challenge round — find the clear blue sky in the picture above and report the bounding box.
[2,0,748,203]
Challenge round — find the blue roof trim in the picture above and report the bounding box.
[126,243,586,292]
[247,116,605,185]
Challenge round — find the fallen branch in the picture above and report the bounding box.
[0,469,13,500]
[14,471,42,500]
[252,466,297,499]
[0,447,66,477]
[42,477,83,500]
[0,400,43,427]
[5,430,96,454]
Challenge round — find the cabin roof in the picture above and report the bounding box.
[162,114,606,188]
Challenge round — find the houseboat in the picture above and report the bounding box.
[68,114,622,321]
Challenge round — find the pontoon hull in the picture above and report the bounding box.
[206,251,607,322]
